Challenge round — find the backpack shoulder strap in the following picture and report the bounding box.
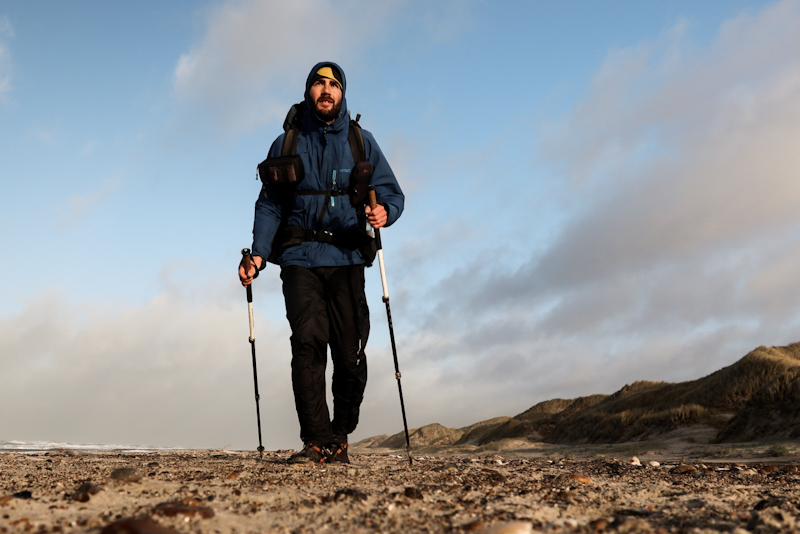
[267,103,304,264]
[282,127,299,156]
[281,102,304,156]
[347,116,366,164]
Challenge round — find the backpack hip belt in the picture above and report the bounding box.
[278,225,374,252]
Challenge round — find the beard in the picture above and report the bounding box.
[314,97,342,122]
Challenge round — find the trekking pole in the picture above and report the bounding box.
[368,189,412,466]
[241,248,265,458]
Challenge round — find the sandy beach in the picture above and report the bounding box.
[2,445,799,534]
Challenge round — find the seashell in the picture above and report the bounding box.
[567,473,591,484]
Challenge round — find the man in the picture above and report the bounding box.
[239,62,404,464]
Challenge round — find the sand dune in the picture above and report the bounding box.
[358,343,800,454]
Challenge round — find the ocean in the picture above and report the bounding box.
[0,440,183,453]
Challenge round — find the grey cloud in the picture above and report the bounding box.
[478,0,800,299]
[171,0,401,138]
[381,0,800,427]
[0,290,297,450]
[0,15,13,101]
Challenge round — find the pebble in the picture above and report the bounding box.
[72,482,102,502]
[479,521,533,534]
[482,469,508,484]
[556,490,575,503]
[100,517,181,534]
[109,467,143,483]
[672,464,698,474]
[629,456,641,466]
[333,488,367,501]
[152,501,215,519]
[648,461,660,467]
[404,486,423,499]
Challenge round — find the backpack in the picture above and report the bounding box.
[257,103,377,266]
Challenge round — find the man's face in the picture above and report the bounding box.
[309,77,343,123]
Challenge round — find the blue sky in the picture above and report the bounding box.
[2,0,799,450]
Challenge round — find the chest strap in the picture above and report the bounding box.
[294,188,349,196]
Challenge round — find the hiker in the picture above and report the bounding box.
[239,62,404,464]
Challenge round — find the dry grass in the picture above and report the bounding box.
[545,344,800,444]
[715,365,800,442]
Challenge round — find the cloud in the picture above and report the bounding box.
[171,0,401,138]
[0,273,473,448]
[497,0,800,300]
[0,15,14,101]
[0,282,300,450]
[382,0,800,424]
[56,178,122,227]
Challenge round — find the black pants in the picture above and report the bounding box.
[281,265,370,444]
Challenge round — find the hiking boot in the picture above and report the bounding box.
[326,442,349,464]
[288,443,328,464]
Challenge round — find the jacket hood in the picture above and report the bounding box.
[304,61,348,124]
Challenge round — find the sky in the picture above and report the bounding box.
[2,0,799,451]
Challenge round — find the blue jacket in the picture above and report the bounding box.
[251,62,404,268]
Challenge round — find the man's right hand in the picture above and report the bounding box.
[239,255,263,286]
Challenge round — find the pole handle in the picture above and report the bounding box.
[241,247,259,284]
[367,187,384,250]
[242,248,254,268]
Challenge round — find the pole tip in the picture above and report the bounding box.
[242,248,251,257]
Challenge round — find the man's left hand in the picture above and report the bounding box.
[365,204,387,229]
